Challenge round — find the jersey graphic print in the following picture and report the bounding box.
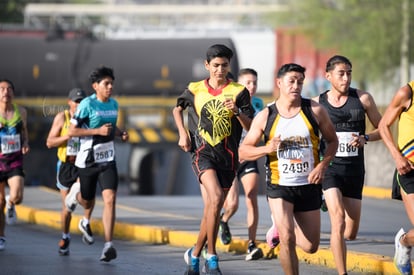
[198,97,231,147]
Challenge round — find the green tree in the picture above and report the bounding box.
[0,0,29,23]
[0,0,97,23]
[266,0,412,86]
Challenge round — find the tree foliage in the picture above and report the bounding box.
[266,0,411,84]
[0,0,96,23]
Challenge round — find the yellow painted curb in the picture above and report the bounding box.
[363,186,392,200]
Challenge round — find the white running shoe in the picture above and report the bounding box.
[65,182,80,213]
[394,228,412,275]
[0,237,5,250]
[5,195,17,225]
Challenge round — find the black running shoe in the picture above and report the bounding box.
[79,220,94,245]
[245,241,263,261]
[100,245,117,262]
[58,237,70,256]
[219,215,232,245]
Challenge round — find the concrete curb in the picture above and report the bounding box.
[15,186,403,275]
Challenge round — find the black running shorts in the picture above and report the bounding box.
[78,162,118,200]
[237,161,259,180]
[266,183,322,212]
[321,173,364,200]
[394,169,414,196]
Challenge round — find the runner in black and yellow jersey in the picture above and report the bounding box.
[173,44,254,275]
[239,63,338,275]
[46,88,95,255]
[379,80,414,275]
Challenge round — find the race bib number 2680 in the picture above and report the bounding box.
[336,132,358,157]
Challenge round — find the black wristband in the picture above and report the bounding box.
[364,134,369,144]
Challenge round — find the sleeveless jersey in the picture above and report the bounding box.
[263,98,320,186]
[176,79,254,170]
[71,93,119,168]
[57,110,80,163]
[398,81,414,162]
[319,88,366,176]
[0,104,24,172]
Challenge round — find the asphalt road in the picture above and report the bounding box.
[0,222,345,275]
[3,186,412,274]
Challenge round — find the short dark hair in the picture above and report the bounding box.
[89,66,115,84]
[276,63,306,78]
[0,78,15,91]
[206,44,233,63]
[238,68,257,78]
[325,55,352,72]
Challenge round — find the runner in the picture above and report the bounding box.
[379,80,414,275]
[65,66,129,262]
[46,88,95,255]
[313,55,382,275]
[239,63,338,275]
[0,78,30,250]
[173,44,254,274]
[219,68,264,261]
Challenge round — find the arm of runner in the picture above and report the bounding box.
[239,108,278,161]
[308,102,338,184]
[68,122,112,137]
[19,106,30,155]
[46,111,70,148]
[172,105,191,152]
[379,85,414,175]
[358,89,382,142]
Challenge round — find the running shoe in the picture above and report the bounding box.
[245,241,263,261]
[100,245,117,262]
[0,237,5,251]
[266,216,280,249]
[202,255,222,275]
[79,219,94,245]
[58,237,70,256]
[218,215,231,245]
[65,182,80,212]
[394,228,412,275]
[5,195,17,225]
[184,247,200,275]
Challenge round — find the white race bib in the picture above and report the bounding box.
[93,141,115,163]
[1,134,21,154]
[277,145,312,178]
[336,132,358,157]
[66,137,80,156]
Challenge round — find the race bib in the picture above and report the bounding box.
[277,145,312,178]
[1,134,21,154]
[93,141,115,163]
[336,132,358,157]
[66,137,80,156]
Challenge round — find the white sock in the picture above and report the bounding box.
[104,241,113,249]
[82,217,89,225]
[206,253,217,260]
